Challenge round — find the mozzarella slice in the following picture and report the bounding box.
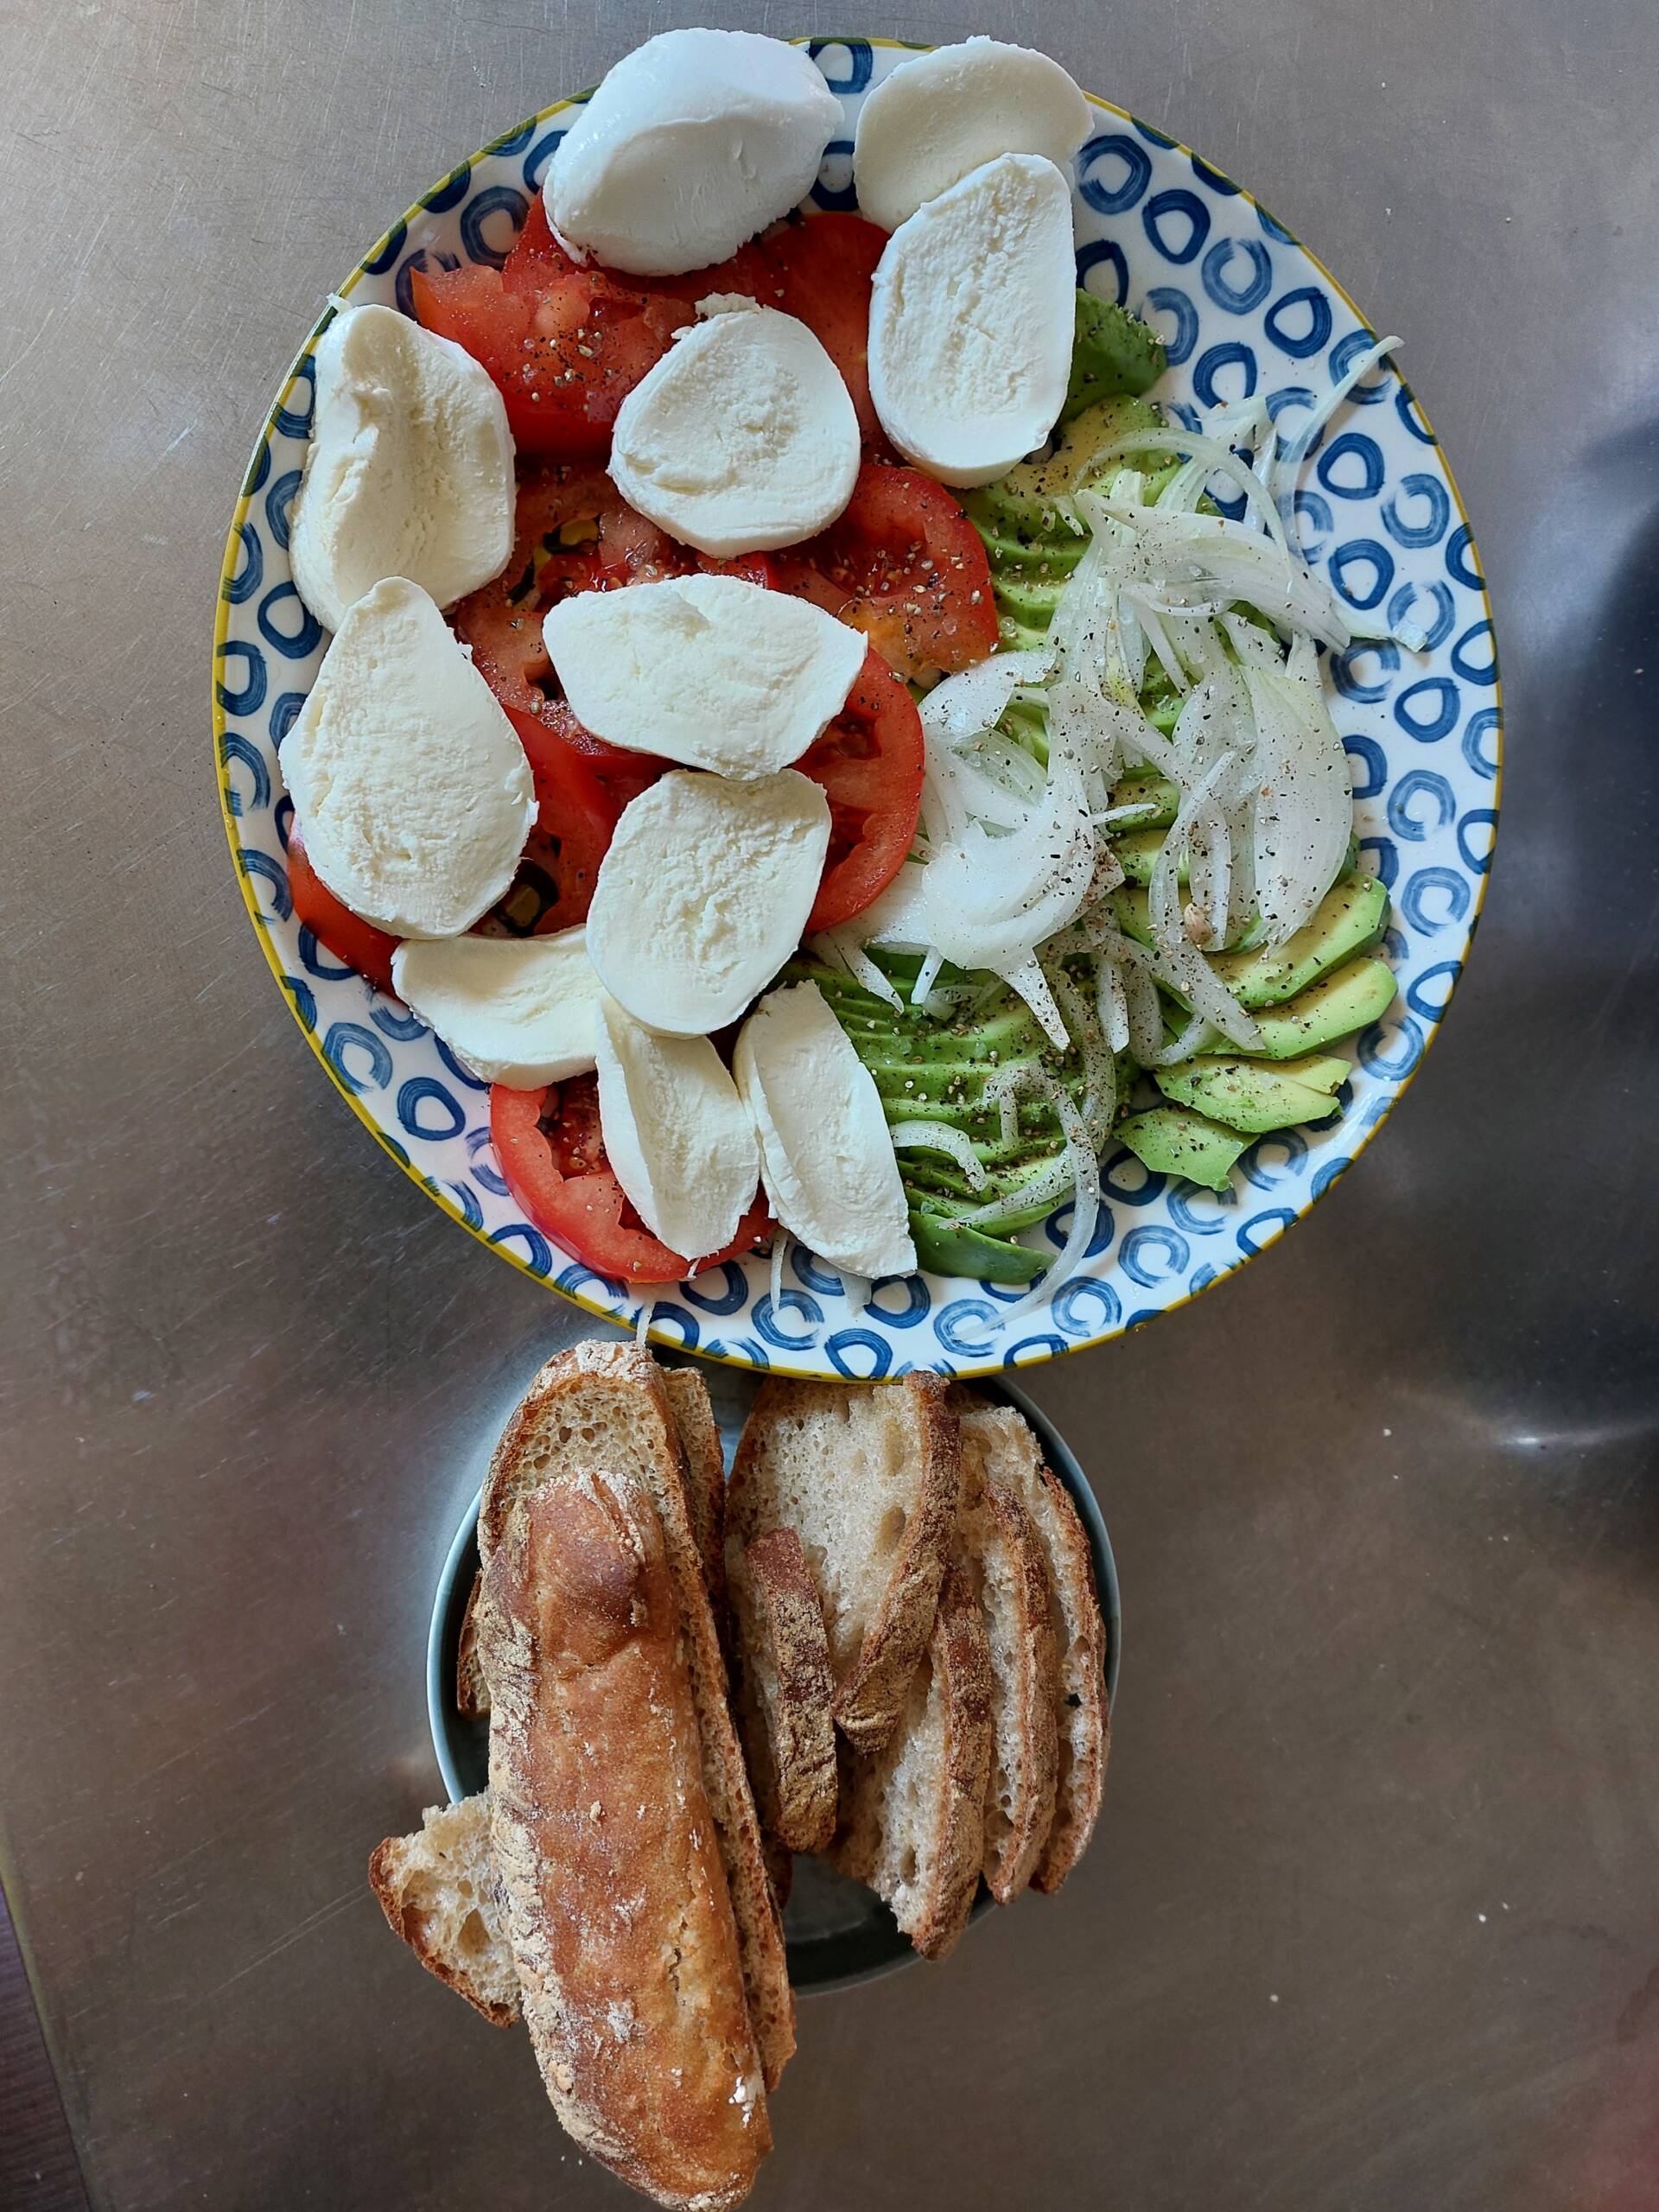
[594,995,759,1258]
[548,28,840,277]
[734,982,916,1280]
[853,37,1090,231]
[608,300,861,556]
[868,154,1076,489]
[289,304,513,636]
[283,577,533,938]
[391,927,603,1088]
[587,770,830,1035]
[543,574,865,776]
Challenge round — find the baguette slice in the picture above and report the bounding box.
[959,1449,1060,1905]
[458,1360,728,1721]
[728,1529,837,1853]
[483,1468,767,2211]
[957,1399,1109,1891]
[479,1341,794,2089]
[727,1373,961,1752]
[831,1560,993,1960]
[664,1365,728,1621]
[368,1794,519,2026]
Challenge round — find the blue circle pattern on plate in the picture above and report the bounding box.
[213,39,1501,1382]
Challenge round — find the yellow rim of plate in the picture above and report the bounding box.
[210,37,1503,1383]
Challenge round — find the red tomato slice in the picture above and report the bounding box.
[755,213,888,445]
[494,705,629,932]
[452,467,673,796]
[490,1076,772,1284]
[796,648,925,932]
[413,200,688,458]
[778,461,999,681]
[285,830,397,993]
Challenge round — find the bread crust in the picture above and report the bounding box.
[965,1472,1060,1904]
[664,1365,728,1627]
[459,1357,730,1719]
[953,1397,1108,1894]
[910,1562,995,1958]
[481,1468,767,2212]
[480,1342,795,2090]
[831,1559,993,1961]
[729,1529,837,1854]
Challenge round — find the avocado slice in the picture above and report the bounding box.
[967,394,1166,542]
[1061,292,1168,421]
[1154,1053,1347,1135]
[1110,827,1185,887]
[910,1207,1046,1285]
[976,525,1088,578]
[1240,957,1397,1058]
[1108,772,1180,830]
[991,567,1071,634]
[1116,1105,1249,1192]
[1109,872,1389,1008]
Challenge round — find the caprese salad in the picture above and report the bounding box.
[278,29,1403,1328]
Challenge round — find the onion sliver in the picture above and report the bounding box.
[891,1122,989,1190]
[1244,662,1353,946]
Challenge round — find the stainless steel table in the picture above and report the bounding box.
[3,3,1656,2207]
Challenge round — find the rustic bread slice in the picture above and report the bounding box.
[368,1794,519,2027]
[727,1373,962,1752]
[478,1341,795,2090]
[482,1467,768,2210]
[458,1357,729,1721]
[958,1444,1060,1905]
[664,1364,728,1621]
[830,1560,993,1960]
[957,1398,1109,1892]
[728,1528,837,1853]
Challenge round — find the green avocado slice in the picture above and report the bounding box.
[1109,872,1389,1008]
[1242,957,1397,1058]
[1116,1106,1249,1192]
[967,394,1166,541]
[1061,293,1168,420]
[909,1208,1046,1284]
[1154,1053,1346,1135]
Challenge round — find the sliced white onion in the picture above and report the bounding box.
[956,1074,1102,1337]
[1076,493,1351,650]
[996,951,1070,1049]
[919,649,1055,743]
[911,946,944,1006]
[769,1230,790,1313]
[1243,661,1353,946]
[1148,1009,1211,1067]
[808,928,904,1009]
[1274,335,1403,484]
[1076,426,1290,548]
[1149,750,1264,1051]
[891,1121,989,1191]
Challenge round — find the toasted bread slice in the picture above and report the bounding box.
[959,1446,1060,1905]
[728,1528,837,1854]
[727,1374,962,1753]
[956,1399,1108,1892]
[458,1360,730,1722]
[483,1467,768,2210]
[830,1560,993,1960]
[477,1342,795,2089]
[368,1795,519,2027]
[664,1365,728,1621]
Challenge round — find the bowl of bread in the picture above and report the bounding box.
[371,1341,1116,2209]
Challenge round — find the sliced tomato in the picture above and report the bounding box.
[795,648,925,931]
[641,238,772,306]
[778,461,999,680]
[756,213,888,444]
[491,1076,772,1284]
[413,200,687,457]
[284,830,397,993]
[453,467,673,791]
[493,705,632,932]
